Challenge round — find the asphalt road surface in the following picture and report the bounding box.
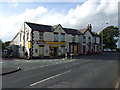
[2,52,119,88]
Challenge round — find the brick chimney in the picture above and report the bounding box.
[89,24,92,31]
[87,24,92,31]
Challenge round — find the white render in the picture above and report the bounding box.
[10,22,100,59]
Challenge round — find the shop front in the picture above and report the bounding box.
[36,41,66,57]
[69,43,79,55]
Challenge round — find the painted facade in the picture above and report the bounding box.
[10,22,100,59]
[79,24,100,54]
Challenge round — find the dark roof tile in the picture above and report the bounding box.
[63,28,81,35]
[25,22,53,32]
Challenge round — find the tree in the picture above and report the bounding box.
[2,41,11,50]
[99,26,120,50]
[0,39,2,52]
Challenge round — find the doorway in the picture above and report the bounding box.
[83,45,86,54]
[50,47,58,57]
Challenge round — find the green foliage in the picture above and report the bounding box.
[0,39,2,51]
[2,41,11,50]
[99,26,120,50]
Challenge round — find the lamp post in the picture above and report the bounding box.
[101,23,108,52]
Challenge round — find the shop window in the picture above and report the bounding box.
[61,47,65,54]
[35,49,38,53]
[39,47,44,56]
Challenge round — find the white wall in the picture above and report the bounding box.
[44,32,54,41]
[65,34,72,43]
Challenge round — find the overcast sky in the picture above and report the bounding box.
[0,0,119,42]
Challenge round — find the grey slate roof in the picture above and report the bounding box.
[25,22,53,32]
[25,22,81,35]
[63,28,81,35]
[79,29,87,34]
[52,24,59,29]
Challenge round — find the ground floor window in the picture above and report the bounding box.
[70,45,73,53]
[39,47,44,56]
[61,47,65,54]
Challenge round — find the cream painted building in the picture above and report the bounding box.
[10,22,100,59]
[10,22,81,59]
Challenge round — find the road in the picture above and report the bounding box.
[2,52,119,88]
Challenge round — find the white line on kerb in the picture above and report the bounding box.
[30,70,71,87]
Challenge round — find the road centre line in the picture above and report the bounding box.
[30,70,71,87]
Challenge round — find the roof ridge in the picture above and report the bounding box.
[25,22,52,27]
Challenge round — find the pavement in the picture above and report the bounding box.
[2,52,119,88]
[0,53,120,88]
[0,67,21,75]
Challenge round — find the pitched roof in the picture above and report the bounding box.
[52,24,59,29]
[79,29,87,34]
[25,22,53,32]
[63,28,81,35]
[92,32,100,37]
[25,22,82,35]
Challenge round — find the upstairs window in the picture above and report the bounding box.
[95,37,96,43]
[72,35,75,42]
[39,32,44,41]
[83,36,86,43]
[61,34,65,41]
[54,33,58,41]
[88,37,91,42]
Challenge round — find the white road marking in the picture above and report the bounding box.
[23,64,51,71]
[30,70,71,87]
[23,59,76,71]
[115,78,120,88]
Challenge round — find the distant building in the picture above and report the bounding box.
[79,24,100,54]
[10,22,100,59]
[118,35,120,48]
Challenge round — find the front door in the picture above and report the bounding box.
[83,45,86,54]
[54,47,58,57]
[50,47,58,57]
[74,45,77,55]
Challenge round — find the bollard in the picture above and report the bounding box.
[70,53,73,59]
[65,53,67,59]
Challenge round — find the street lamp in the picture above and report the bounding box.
[101,23,108,52]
